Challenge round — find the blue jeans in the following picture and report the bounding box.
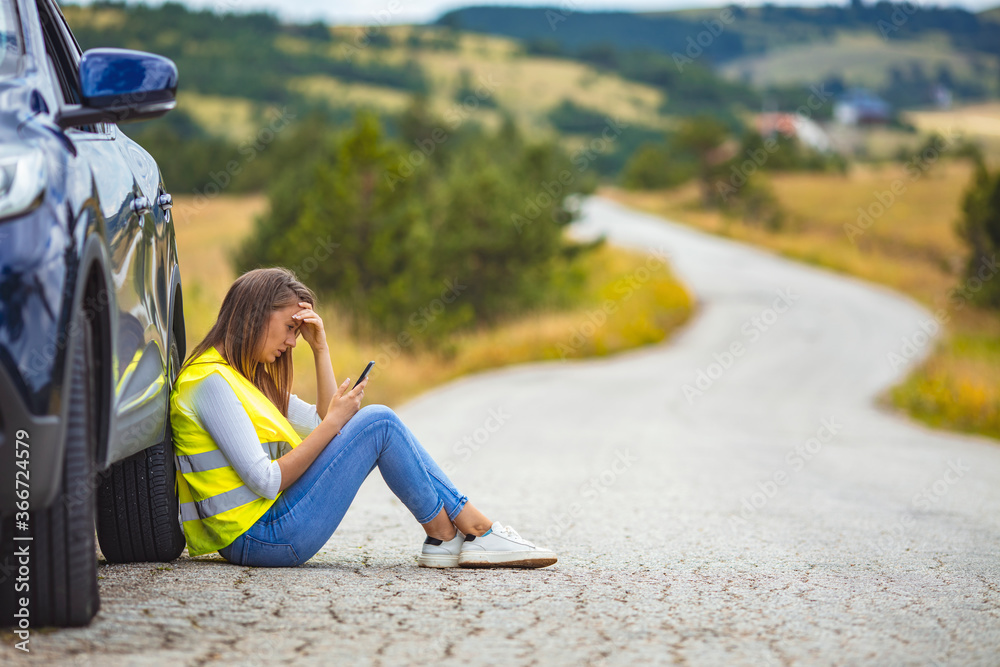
[218,404,468,567]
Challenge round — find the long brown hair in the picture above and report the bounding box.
[181,267,316,417]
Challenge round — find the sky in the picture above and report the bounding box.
[70,0,1000,25]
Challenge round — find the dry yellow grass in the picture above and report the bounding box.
[329,26,521,62]
[905,103,1000,138]
[61,5,126,29]
[415,51,666,132]
[604,160,1000,441]
[173,195,692,409]
[890,329,1000,440]
[904,103,1000,158]
[606,162,971,307]
[174,92,272,144]
[290,27,667,138]
[171,193,265,329]
[288,76,414,115]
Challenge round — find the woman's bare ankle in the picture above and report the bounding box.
[452,502,494,536]
[456,520,494,537]
[467,524,493,537]
[426,527,457,541]
[423,508,458,541]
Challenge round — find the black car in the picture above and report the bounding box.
[1,0,187,627]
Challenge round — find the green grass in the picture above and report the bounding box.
[891,329,1000,441]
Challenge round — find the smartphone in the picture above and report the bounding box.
[353,360,375,389]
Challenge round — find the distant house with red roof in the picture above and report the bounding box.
[756,112,832,152]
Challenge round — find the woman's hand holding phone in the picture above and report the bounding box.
[322,376,368,434]
[280,364,371,491]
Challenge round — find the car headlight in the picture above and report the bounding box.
[0,146,46,222]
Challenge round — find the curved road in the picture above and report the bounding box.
[6,197,1000,665]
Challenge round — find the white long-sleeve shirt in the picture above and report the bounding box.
[189,372,323,499]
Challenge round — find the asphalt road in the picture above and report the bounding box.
[5,197,1000,665]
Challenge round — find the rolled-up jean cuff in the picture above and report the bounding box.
[448,495,469,521]
[416,498,446,524]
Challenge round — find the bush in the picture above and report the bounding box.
[621,143,696,190]
[723,174,785,230]
[737,131,844,174]
[547,99,612,134]
[453,69,498,108]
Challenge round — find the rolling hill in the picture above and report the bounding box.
[61,4,673,146]
[439,4,1000,104]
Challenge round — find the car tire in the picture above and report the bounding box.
[0,310,101,627]
[95,339,185,564]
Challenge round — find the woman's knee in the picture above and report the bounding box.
[357,403,396,420]
[355,404,400,428]
[345,405,405,455]
[336,405,401,447]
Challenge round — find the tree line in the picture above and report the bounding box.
[234,104,602,343]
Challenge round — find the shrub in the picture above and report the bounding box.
[621,143,696,190]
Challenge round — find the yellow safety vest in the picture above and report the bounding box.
[169,346,302,556]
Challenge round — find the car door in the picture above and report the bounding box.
[36,0,169,462]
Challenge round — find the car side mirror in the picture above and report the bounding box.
[56,48,178,129]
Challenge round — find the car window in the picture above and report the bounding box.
[35,0,104,133]
[36,0,80,105]
[50,0,84,59]
[0,0,23,79]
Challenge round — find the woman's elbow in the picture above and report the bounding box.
[243,467,281,500]
[245,480,279,500]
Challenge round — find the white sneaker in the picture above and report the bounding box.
[417,529,465,568]
[458,521,557,569]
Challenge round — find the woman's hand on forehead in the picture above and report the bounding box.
[292,301,327,350]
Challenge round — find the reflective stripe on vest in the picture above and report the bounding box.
[175,442,292,474]
[179,485,262,523]
[170,346,303,556]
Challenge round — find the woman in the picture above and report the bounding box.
[170,267,556,569]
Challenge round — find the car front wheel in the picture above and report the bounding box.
[0,310,101,627]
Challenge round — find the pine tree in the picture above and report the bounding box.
[956,160,1000,308]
